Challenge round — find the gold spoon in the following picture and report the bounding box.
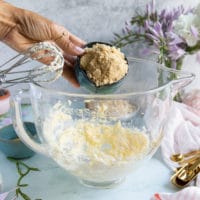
[170,150,200,188]
[171,157,200,188]
[170,150,200,163]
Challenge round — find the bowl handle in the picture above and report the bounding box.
[170,70,195,98]
[11,89,48,156]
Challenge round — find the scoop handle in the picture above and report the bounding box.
[11,89,48,156]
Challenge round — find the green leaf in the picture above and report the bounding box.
[19,184,29,187]
[17,162,27,176]
[7,157,40,200]
[30,167,40,171]
[16,188,20,196]
[113,33,121,38]
[19,191,31,200]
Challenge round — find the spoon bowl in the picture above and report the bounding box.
[75,42,128,94]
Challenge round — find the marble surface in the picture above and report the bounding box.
[0,105,178,200]
[0,150,179,200]
[0,103,177,199]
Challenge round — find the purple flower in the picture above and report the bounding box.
[145,33,159,42]
[168,45,185,60]
[167,32,184,45]
[154,22,164,38]
[146,0,156,17]
[158,6,187,33]
[124,20,132,33]
[190,25,199,39]
[143,20,166,49]
[113,0,199,70]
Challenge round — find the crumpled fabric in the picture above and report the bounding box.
[151,186,200,200]
[161,101,200,176]
[0,192,9,200]
[151,89,200,199]
[0,188,16,200]
[182,89,200,116]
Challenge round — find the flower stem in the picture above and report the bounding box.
[112,33,146,48]
[7,157,40,200]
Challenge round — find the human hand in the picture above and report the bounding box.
[0,1,85,87]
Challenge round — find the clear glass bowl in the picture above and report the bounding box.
[11,58,194,188]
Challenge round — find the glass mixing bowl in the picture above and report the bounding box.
[11,58,194,188]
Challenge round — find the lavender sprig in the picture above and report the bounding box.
[112,32,145,48]
[111,0,197,70]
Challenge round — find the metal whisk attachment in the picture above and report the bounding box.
[0,42,64,87]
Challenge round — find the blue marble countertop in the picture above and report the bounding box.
[0,150,179,200]
[0,105,179,200]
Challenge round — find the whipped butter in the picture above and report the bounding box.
[43,102,149,182]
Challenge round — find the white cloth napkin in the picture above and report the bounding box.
[161,101,200,177]
[151,90,200,199]
[182,89,200,116]
[151,186,200,200]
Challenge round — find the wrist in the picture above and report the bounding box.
[0,1,21,40]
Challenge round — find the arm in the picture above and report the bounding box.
[0,1,85,54]
[0,1,19,40]
[0,1,85,87]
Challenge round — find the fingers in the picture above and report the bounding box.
[69,33,86,47]
[52,24,85,56]
[51,25,84,88]
[57,37,84,56]
[62,63,80,88]
[63,53,76,66]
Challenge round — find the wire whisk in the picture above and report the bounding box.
[0,42,64,88]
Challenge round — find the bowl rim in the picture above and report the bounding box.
[31,57,194,98]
